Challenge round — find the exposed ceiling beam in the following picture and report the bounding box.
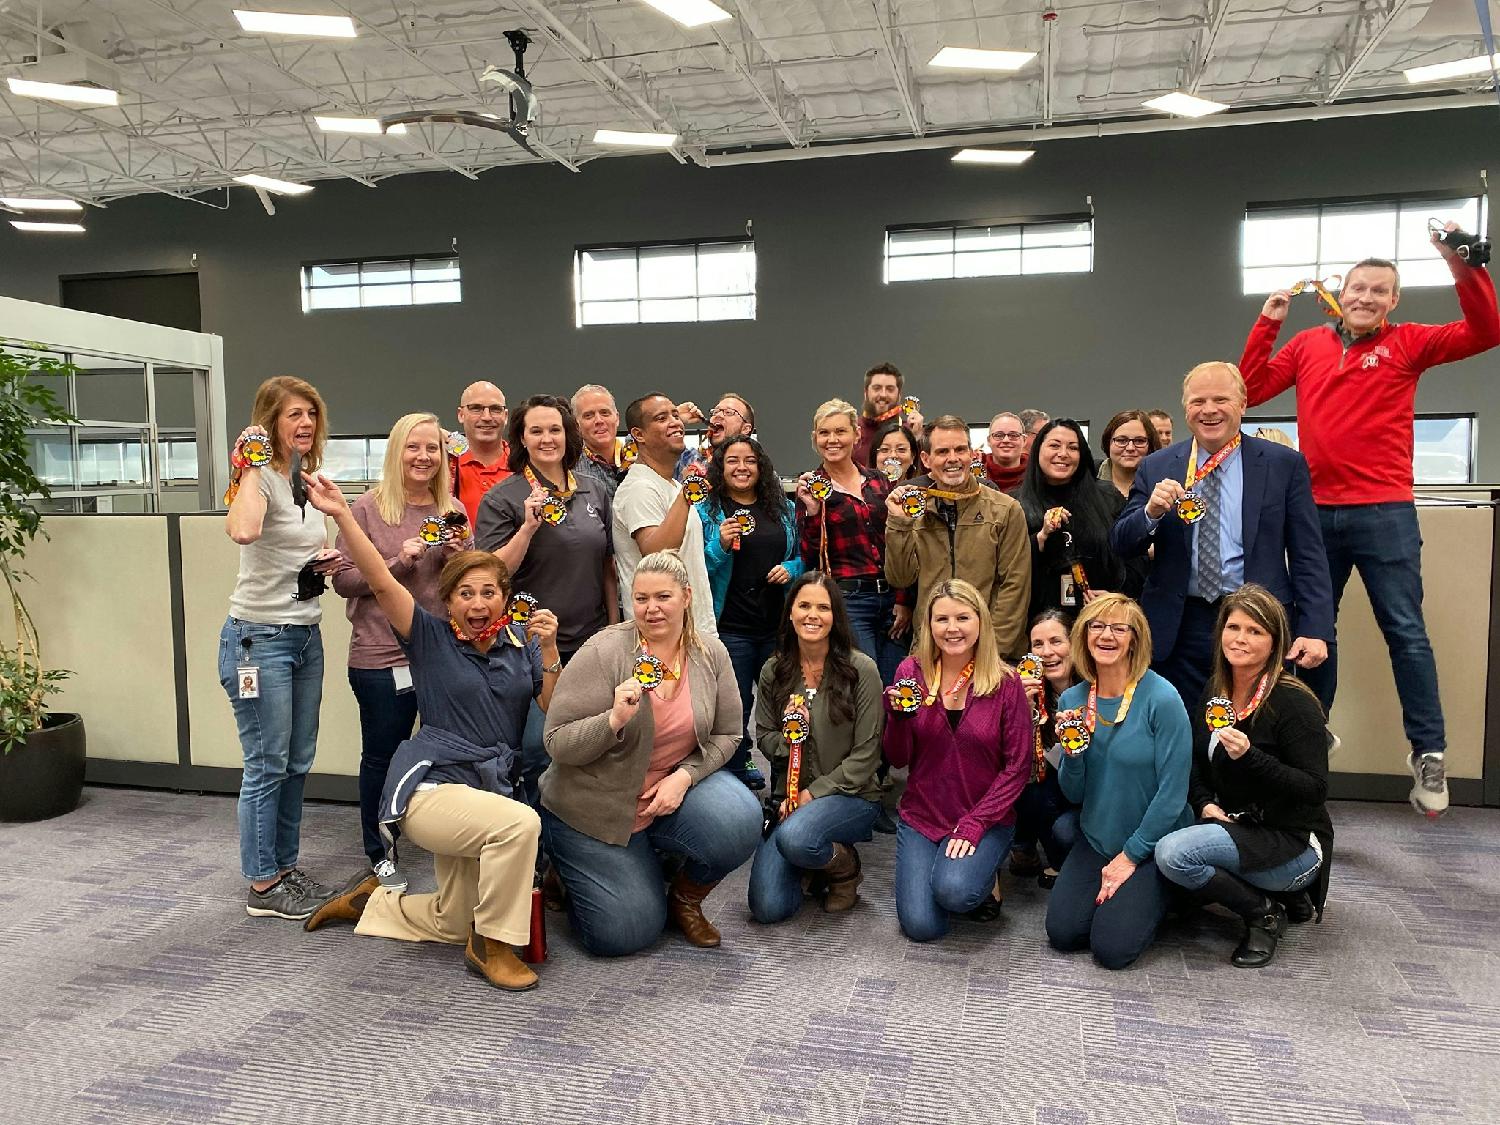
[869,0,924,137]
[1319,0,1417,103]
[1186,0,1234,94]
[1,134,224,207]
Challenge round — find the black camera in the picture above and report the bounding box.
[1433,223,1491,267]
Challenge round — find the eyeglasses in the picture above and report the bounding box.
[463,404,508,416]
[989,430,1024,442]
[710,405,746,423]
[1110,436,1150,448]
[1085,622,1134,637]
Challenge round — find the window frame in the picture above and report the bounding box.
[1243,411,1478,486]
[572,236,757,327]
[883,212,1095,284]
[300,251,463,313]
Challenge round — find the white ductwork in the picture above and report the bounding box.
[703,93,1496,167]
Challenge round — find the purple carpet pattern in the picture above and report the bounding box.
[3,787,1498,1124]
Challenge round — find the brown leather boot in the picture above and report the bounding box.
[541,864,566,912]
[820,843,862,913]
[303,872,379,932]
[667,872,722,947]
[465,926,539,991]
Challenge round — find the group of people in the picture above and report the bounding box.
[215,225,1497,991]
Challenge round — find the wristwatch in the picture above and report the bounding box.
[542,657,563,674]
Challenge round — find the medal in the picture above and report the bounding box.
[445,430,469,458]
[442,509,469,540]
[240,429,273,468]
[620,437,639,466]
[540,494,568,525]
[970,451,985,480]
[808,471,833,501]
[507,591,538,625]
[681,474,710,505]
[633,653,667,690]
[781,710,809,747]
[890,677,922,714]
[881,457,903,482]
[1176,490,1206,524]
[1179,436,1240,524]
[1054,710,1090,756]
[1290,274,1344,319]
[418,515,446,546]
[901,395,920,417]
[1205,697,1238,730]
[898,486,926,518]
[731,508,755,552]
[1016,652,1043,679]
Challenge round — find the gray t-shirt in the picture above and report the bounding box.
[612,462,717,639]
[227,469,328,625]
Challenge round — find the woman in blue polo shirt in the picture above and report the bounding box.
[298,472,562,993]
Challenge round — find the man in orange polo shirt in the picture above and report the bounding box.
[450,380,513,525]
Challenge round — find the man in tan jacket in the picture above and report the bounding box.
[884,415,1032,658]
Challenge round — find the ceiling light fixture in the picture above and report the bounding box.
[1403,53,1500,84]
[232,10,357,38]
[10,220,86,233]
[952,148,1034,165]
[1,197,84,211]
[1142,91,1230,117]
[314,115,406,135]
[593,128,679,148]
[638,0,733,29]
[929,47,1037,71]
[233,173,314,195]
[7,77,120,106]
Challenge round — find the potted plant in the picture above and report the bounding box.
[0,341,85,822]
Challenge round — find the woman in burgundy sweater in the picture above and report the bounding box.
[883,578,1033,942]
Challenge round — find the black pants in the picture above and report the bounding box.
[1153,596,1220,712]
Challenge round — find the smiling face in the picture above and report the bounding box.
[1029,617,1073,689]
[1184,367,1245,452]
[1340,265,1400,334]
[401,421,442,491]
[632,569,690,642]
[929,596,980,660]
[864,374,900,417]
[458,382,508,448]
[445,565,507,636]
[522,405,566,470]
[814,412,856,467]
[1108,419,1151,472]
[721,440,760,498]
[1085,612,1135,672]
[1149,414,1174,445]
[790,581,834,648]
[875,429,915,477]
[1037,428,1081,485]
[632,395,685,458]
[1220,609,1274,676]
[987,413,1024,466]
[922,426,973,488]
[574,390,619,455]
[276,394,318,462]
[707,396,752,446]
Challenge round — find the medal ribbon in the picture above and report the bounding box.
[1183,435,1241,493]
[1032,690,1049,783]
[786,729,803,805]
[586,439,626,472]
[1084,679,1139,733]
[872,404,902,423]
[524,465,576,500]
[449,615,518,647]
[636,633,682,681]
[926,484,976,502]
[926,660,976,707]
[1238,672,1271,721]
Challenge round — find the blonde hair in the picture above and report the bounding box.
[1254,426,1295,449]
[633,549,702,651]
[1181,361,1247,406]
[250,376,328,472]
[811,398,859,453]
[1071,593,1153,686]
[915,579,1009,697]
[370,413,459,526]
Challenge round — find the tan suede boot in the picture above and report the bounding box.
[303,872,379,932]
[465,926,539,991]
[820,843,862,913]
[667,872,722,947]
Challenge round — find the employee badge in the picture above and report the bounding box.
[633,653,667,691]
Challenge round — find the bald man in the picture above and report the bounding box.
[451,381,513,525]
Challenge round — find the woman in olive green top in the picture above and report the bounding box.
[750,572,885,921]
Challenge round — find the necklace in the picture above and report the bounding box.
[925,659,975,707]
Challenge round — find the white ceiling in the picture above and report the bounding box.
[0,0,1494,207]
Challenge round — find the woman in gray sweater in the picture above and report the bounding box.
[540,550,763,956]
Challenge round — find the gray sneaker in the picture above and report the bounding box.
[1409,752,1450,819]
[247,875,324,920]
[372,857,408,892]
[281,867,334,899]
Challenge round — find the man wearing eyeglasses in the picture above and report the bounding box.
[980,411,1029,491]
[451,381,513,525]
[673,393,755,479]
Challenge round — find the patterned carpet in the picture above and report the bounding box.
[3,786,1498,1125]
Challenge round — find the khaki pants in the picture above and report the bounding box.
[356,784,540,946]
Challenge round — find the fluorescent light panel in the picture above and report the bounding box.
[7,77,119,106]
[314,115,405,135]
[1142,91,1230,117]
[593,128,679,148]
[1403,53,1500,84]
[638,0,733,29]
[233,10,357,38]
[952,148,1034,165]
[929,47,1037,72]
[233,173,314,195]
[1,197,83,211]
[11,220,85,232]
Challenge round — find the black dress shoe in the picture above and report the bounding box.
[872,807,897,834]
[1282,891,1315,925]
[1231,901,1288,968]
[964,894,1003,923]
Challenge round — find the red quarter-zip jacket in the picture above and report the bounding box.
[1239,258,1499,505]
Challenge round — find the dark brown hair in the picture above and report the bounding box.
[862,362,904,390]
[506,394,584,473]
[1100,410,1163,458]
[438,550,510,603]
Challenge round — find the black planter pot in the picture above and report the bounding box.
[0,713,86,822]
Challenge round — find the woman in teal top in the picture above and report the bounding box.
[1044,592,1191,970]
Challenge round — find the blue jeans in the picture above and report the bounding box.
[1155,823,1322,893]
[1011,774,1080,870]
[1303,502,1443,752]
[347,666,419,864]
[1045,839,1170,970]
[719,631,776,770]
[749,794,879,923]
[894,815,1014,942]
[843,588,906,686]
[540,771,762,957]
[217,618,323,881]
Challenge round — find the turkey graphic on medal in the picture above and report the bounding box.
[240,430,273,467]
[418,515,446,546]
[808,471,833,501]
[507,592,538,625]
[1205,697,1238,731]
[540,493,568,525]
[781,711,810,745]
[890,677,922,714]
[1016,652,1043,680]
[633,653,666,691]
[1054,710,1090,755]
[899,488,926,518]
[1176,491,1206,524]
[681,475,710,505]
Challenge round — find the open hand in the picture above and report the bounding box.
[300,472,349,518]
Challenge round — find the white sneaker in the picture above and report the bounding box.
[1408,752,1449,819]
[1327,731,1342,763]
[372,857,408,891]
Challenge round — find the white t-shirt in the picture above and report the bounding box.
[612,462,717,639]
[227,469,329,625]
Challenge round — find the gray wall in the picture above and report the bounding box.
[2,107,1495,477]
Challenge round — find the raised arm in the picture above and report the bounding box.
[301,473,415,638]
[1239,291,1300,407]
[1406,253,1500,371]
[632,489,693,556]
[225,466,268,544]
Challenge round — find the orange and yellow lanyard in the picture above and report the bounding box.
[926,660,975,707]
[1085,679,1138,734]
[1184,435,1240,494]
[523,465,576,500]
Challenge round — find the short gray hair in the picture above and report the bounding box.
[570,383,616,413]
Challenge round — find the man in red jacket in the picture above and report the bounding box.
[1239,222,1500,818]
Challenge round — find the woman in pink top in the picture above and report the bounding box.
[883,579,1033,942]
[333,412,473,888]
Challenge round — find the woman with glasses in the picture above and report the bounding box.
[1015,419,1127,618]
[1045,594,1191,969]
[981,412,1030,492]
[1098,411,1164,598]
[866,421,922,484]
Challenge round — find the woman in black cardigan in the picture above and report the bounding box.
[1155,583,1333,968]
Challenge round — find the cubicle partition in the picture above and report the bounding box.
[20,502,1500,805]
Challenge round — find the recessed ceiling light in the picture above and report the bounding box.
[1403,53,1500,84]
[1,197,84,211]
[7,77,120,106]
[11,220,86,232]
[929,47,1037,72]
[233,10,357,38]
[314,115,406,135]
[233,173,314,195]
[1142,91,1230,117]
[952,148,1034,165]
[593,129,679,149]
[638,0,733,29]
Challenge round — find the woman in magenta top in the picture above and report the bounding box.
[883,578,1033,942]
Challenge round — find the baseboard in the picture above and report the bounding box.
[1327,771,1483,806]
[84,759,358,803]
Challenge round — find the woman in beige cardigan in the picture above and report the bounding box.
[541,550,763,956]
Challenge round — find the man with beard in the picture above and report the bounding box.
[673,393,756,479]
[854,362,924,467]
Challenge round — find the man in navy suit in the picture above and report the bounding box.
[1111,361,1334,710]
